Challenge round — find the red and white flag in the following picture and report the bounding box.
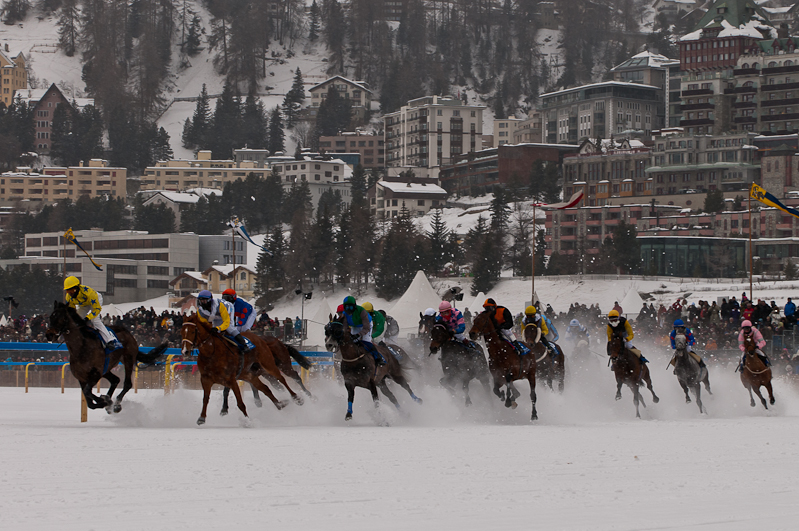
[531,191,584,210]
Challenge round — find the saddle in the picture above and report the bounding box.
[84,326,121,354]
[221,334,255,351]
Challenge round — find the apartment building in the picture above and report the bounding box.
[308,76,373,122]
[494,117,525,146]
[270,157,352,213]
[0,160,126,205]
[140,151,269,191]
[384,95,485,178]
[511,113,543,144]
[540,81,662,144]
[368,177,447,219]
[17,83,94,154]
[0,43,26,107]
[611,51,680,133]
[318,131,385,169]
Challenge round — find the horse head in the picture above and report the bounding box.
[324,318,346,353]
[674,333,688,354]
[522,323,541,345]
[428,323,452,353]
[418,313,435,335]
[49,300,84,335]
[743,335,758,354]
[469,311,494,340]
[608,334,625,361]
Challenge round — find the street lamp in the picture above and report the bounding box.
[294,288,313,346]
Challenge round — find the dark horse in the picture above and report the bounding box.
[469,311,538,421]
[325,315,421,422]
[428,323,491,406]
[417,313,436,355]
[672,333,711,414]
[48,301,168,413]
[740,335,774,410]
[180,313,303,425]
[221,336,313,415]
[608,334,659,418]
[522,324,565,393]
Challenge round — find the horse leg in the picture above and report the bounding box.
[221,387,230,416]
[113,363,134,414]
[198,376,213,425]
[632,385,642,419]
[102,370,120,413]
[556,358,565,394]
[345,383,355,421]
[80,381,103,410]
[753,384,768,410]
[694,384,704,414]
[528,372,538,421]
[462,379,472,407]
[284,367,314,398]
[679,379,691,403]
[746,383,756,407]
[766,380,775,406]
[504,375,517,409]
[377,380,402,410]
[391,373,422,404]
[615,379,623,401]
[645,375,659,403]
[248,376,287,411]
[269,371,304,406]
[228,379,249,418]
[250,383,262,407]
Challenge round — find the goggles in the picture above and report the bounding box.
[343,304,356,312]
[608,317,619,322]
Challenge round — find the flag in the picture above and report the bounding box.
[3,296,18,308]
[531,191,585,210]
[64,228,103,271]
[226,217,273,257]
[750,183,799,219]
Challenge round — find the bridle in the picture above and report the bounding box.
[181,322,211,354]
[325,321,365,363]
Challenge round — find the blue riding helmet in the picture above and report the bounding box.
[673,319,684,328]
[569,319,580,327]
[197,290,213,299]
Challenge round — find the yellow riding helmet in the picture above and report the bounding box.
[361,301,374,312]
[64,276,80,290]
[608,310,620,318]
[525,305,536,316]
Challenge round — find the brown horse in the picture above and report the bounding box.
[608,334,659,418]
[180,313,303,425]
[522,324,565,393]
[740,335,774,409]
[469,311,537,420]
[48,301,168,413]
[325,315,421,422]
[428,323,491,406]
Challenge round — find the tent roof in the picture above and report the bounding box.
[388,271,441,330]
[620,288,646,318]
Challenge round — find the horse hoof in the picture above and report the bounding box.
[652,397,660,404]
[197,417,206,425]
[293,396,304,406]
[465,398,472,407]
[685,397,692,404]
[511,401,518,409]
[113,404,122,414]
[275,400,289,410]
[615,395,622,401]
[770,397,776,405]
[345,412,352,421]
[254,399,263,408]
[531,412,538,421]
[750,401,756,408]
[220,410,228,416]
[413,397,423,404]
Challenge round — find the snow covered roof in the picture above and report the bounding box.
[185,187,223,197]
[540,81,660,98]
[378,181,447,195]
[308,75,372,94]
[611,51,679,71]
[145,191,202,204]
[680,0,776,41]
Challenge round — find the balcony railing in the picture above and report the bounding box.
[681,89,714,96]
[761,112,799,122]
[760,97,799,107]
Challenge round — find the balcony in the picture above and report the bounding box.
[733,101,757,109]
[762,81,799,92]
[761,97,799,107]
[761,112,799,122]
[762,64,799,75]
[681,89,714,96]
[679,118,714,126]
[680,102,715,111]
[733,116,757,123]
[724,86,757,94]
[733,68,760,76]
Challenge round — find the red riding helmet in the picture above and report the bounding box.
[222,288,237,303]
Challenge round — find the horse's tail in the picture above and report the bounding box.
[137,342,169,364]
[287,344,312,369]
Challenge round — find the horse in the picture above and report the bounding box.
[671,333,711,414]
[740,335,774,409]
[325,315,422,422]
[608,334,659,418]
[522,324,565,393]
[469,311,537,421]
[417,312,436,353]
[428,323,491,406]
[220,335,314,415]
[180,313,303,425]
[48,301,168,414]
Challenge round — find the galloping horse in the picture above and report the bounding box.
[429,323,491,406]
[325,315,421,422]
[469,311,538,420]
[418,312,436,354]
[522,324,565,393]
[48,301,168,413]
[740,335,774,410]
[180,313,303,425]
[672,333,711,414]
[608,334,659,418]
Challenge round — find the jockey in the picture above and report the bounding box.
[542,312,559,342]
[435,301,470,345]
[566,319,590,343]
[483,298,530,355]
[221,289,255,334]
[196,290,249,352]
[341,296,386,366]
[669,319,706,368]
[522,305,555,356]
[63,276,123,351]
[738,320,770,371]
[361,302,385,342]
[606,309,648,363]
[380,310,401,345]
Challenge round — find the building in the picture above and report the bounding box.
[22,230,200,303]
[270,157,352,213]
[610,51,680,133]
[511,113,543,144]
[318,131,385,168]
[198,234,248,268]
[368,176,447,219]
[140,151,270,191]
[140,189,222,230]
[0,43,26,107]
[308,76,373,122]
[17,83,94,154]
[384,95,485,179]
[562,138,653,206]
[494,117,525,146]
[540,81,663,144]
[652,0,706,23]
[0,160,127,205]
[439,143,579,196]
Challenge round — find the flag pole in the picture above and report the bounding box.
[532,201,536,305]
[231,219,236,267]
[749,192,753,299]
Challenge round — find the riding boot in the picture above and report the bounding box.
[233,334,249,352]
[105,339,123,352]
[365,342,386,366]
[513,340,530,356]
[758,354,771,367]
[541,338,556,358]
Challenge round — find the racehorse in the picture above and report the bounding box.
[608,334,659,418]
[180,313,303,425]
[325,314,422,422]
[522,324,565,393]
[417,312,436,354]
[221,336,313,415]
[428,323,491,406]
[740,335,774,410]
[672,333,711,414]
[48,301,168,414]
[469,311,538,421]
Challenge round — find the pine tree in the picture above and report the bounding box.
[784,259,798,280]
[316,85,351,136]
[185,84,211,149]
[57,0,80,57]
[426,208,451,275]
[704,189,725,213]
[309,204,335,283]
[350,164,367,206]
[267,106,285,154]
[375,206,421,299]
[153,127,173,161]
[241,93,267,149]
[133,202,176,233]
[185,13,203,56]
[207,81,242,158]
[308,0,320,41]
[611,220,641,274]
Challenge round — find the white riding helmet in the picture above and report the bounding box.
[569,319,580,327]
[423,308,436,316]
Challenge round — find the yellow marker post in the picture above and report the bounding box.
[170,362,181,394]
[24,362,35,393]
[164,354,175,394]
[80,393,87,423]
[134,366,139,394]
[61,363,70,393]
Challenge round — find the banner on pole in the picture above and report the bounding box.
[750,183,799,219]
[226,217,273,257]
[63,228,103,271]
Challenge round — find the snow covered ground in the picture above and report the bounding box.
[4,357,799,530]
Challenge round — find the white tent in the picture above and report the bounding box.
[0,315,7,326]
[101,303,124,317]
[389,270,441,332]
[620,288,646,320]
[468,292,486,313]
[305,297,336,349]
